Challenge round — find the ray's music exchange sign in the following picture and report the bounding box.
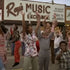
[4,0,65,22]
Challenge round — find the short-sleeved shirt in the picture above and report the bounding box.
[24,33,38,57]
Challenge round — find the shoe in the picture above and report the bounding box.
[12,62,19,67]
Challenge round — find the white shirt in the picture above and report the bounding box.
[54,34,63,49]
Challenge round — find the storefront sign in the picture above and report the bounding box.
[4,0,65,22]
[65,7,70,23]
[0,10,2,21]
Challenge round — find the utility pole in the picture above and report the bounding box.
[52,0,54,4]
[50,0,55,64]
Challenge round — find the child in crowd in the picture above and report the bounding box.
[56,41,70,70]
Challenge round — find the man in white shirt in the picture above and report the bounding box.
[54,30,63,56]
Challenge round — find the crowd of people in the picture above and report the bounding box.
[0,11,70,70]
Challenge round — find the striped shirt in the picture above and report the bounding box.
[0,34,7,64]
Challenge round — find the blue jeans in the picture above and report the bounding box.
[54,47,60,56]
[0,58,5,70]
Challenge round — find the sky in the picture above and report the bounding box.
[33,0,70,6]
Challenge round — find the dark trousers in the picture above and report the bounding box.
[21,42,25,55]
[11,43,15,55]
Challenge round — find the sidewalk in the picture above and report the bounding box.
[5,48,59,70]
[5,56,59,70]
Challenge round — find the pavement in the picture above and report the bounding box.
[5,48,59,70]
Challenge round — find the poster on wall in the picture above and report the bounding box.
[65,7,70,23]
[0,9,2,21]
[4,0,65,22]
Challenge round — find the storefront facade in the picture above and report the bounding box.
[65,6,70,39]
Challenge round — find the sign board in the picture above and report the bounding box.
[4,0,65,22]
[0,10,2,21]
[65,7,70,23]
